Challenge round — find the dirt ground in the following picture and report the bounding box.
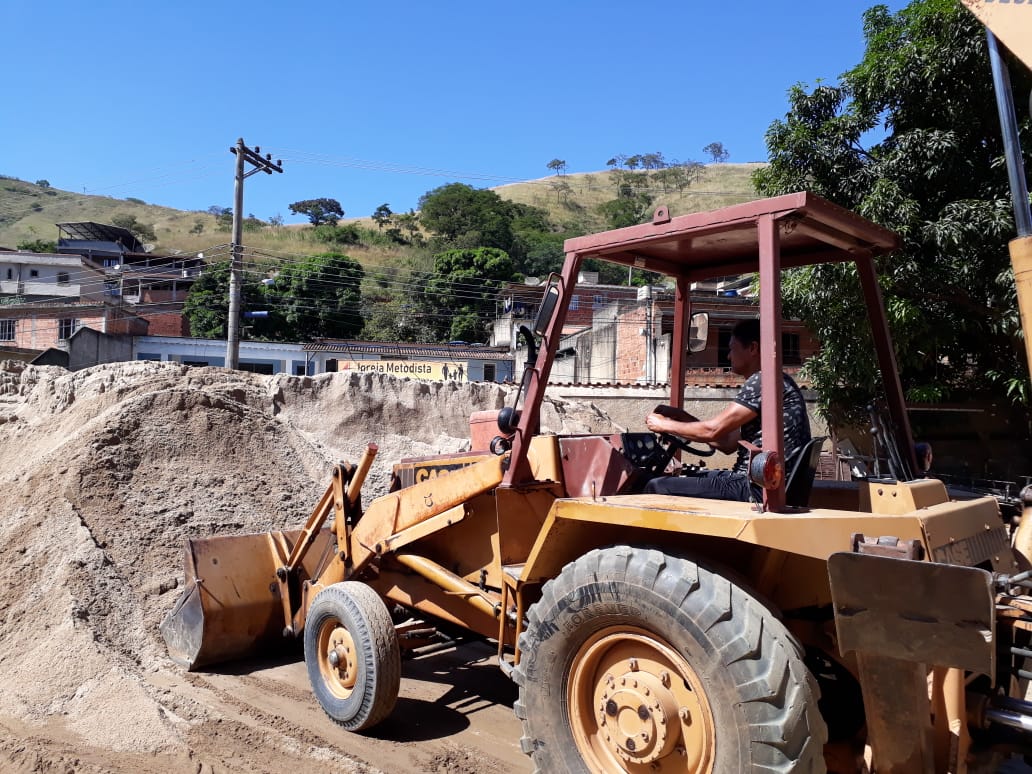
[0,360,612,774]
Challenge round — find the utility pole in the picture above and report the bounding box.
[226,138,283,369]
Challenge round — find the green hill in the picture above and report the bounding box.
[0,165,762,264]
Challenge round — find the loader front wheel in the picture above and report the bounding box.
[513,547,826,772]
[304,582,400,731]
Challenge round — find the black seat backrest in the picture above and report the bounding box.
[785,436,826,507]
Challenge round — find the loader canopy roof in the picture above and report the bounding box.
[561,192,900,280]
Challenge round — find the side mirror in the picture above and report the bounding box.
[534,282,561,336]
[688,312,709,353]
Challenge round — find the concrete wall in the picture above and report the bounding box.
[66,328,134,371]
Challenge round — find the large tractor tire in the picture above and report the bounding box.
[513,546,827,773]
[304,582,401,731]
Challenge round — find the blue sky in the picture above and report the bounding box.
[2,0,909,224]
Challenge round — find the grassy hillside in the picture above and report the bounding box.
[0,164,762,267]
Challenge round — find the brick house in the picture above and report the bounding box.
[0,249,148,351]
[493,276,818,385]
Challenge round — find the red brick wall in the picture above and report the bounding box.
[0,307,148,349]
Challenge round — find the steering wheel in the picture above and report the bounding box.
[640,433,717,479]
[658,433,717,458]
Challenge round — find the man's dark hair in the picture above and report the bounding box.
[731,318,761,347]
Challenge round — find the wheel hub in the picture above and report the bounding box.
[596,667,680,764]
[568,627,715,772]
[325,625,357,690]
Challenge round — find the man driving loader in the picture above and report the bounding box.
[644,317,811,501]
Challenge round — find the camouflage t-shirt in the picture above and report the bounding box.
[731,371,811,475]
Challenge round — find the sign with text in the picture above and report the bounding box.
[338,359,468,381]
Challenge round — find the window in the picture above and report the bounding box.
[325,359,338,373]
[58,318,79,340]
[239,362,275,375]
[483,362,496,382]
[57,272,69,286]
[29,269,39,278]
[0,320,15,341]
[782,332,801,365]
[294,364,307,376]
[5,268,11,280]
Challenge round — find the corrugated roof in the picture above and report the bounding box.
[57,222,145,253]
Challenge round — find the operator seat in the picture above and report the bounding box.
[785,436,826,507]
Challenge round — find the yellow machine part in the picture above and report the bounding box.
[161,528,334,670]
[961,1,1032,71]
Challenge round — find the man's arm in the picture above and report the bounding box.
[646,402,757,454]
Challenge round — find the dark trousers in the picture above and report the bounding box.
[643,469,754,502]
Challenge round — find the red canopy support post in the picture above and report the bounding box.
[758,214,786,512]
[670,276,691,409]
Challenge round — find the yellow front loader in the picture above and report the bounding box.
[164,179,1032,771]
[163,6,1032,771]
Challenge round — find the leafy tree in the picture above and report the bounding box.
[372,203,393,231]
[395,210,422,244]
[207,205,231,217]
[360,265,438,342]
[269,213,284,227]
[417,183,515,252]
[550,178,573,204]
[547,158,567,176]
[312,223,362,246]
[289,198,345,226]
[34,179,50,188]
[652,161,705,193]
[640,152,666,170]
[110,213,156,242]
[753,0,1032,426]
[266,252,364,340]
[422,247,518,342]
[703,142,730,163]
[16,239,57,253]
[597,192,654,229]
[182,261,265,339]
[190,220,205,235]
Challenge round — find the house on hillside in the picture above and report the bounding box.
[0,249,146,351]
[56,222,200,336]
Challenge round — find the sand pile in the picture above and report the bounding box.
[0,360,613,772]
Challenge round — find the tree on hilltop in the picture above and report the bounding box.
[547,158,567,176]
[372,203,393,231]
[289,198,345,226]
[703,142,729,163]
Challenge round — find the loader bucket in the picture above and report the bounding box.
[160,529,334,670]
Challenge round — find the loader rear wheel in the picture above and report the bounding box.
[304,582,400,731]
[513,546,827,773]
